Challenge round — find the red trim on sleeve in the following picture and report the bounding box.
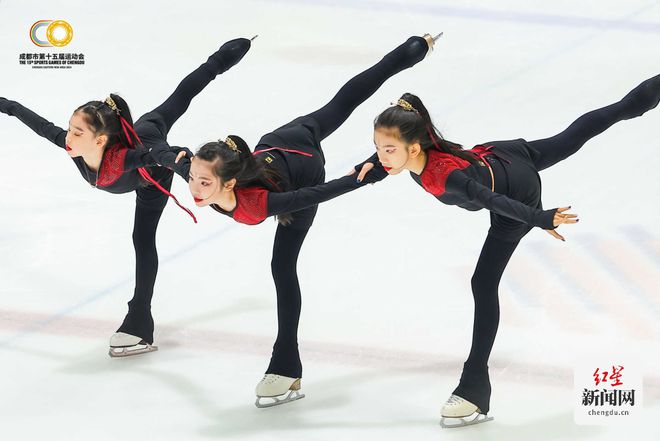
[253,147,313,157]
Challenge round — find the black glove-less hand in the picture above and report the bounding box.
[354,152,388,184]
[171,146,194,160]
[353,152,379,175]
[360,162,388,184]
[167,146,194,175]
[0,97,14,114]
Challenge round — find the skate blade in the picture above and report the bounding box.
[255,390,305,408]
[108,343,158,358]
[440,413,493,428]
[423,32,444,52]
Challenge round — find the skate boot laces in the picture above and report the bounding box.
[446,394,465,406]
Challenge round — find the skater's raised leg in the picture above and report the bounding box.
[306,34,440,141]
[529,73,660,171]
[144,38,253,138]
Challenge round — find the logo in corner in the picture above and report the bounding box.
[20,19,84,69]
[30,20,74,47]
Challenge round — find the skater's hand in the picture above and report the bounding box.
[0,97,14,114]
[553,206,579,227]
[175,148,192,163]
[545,206,579,241]
[349,152,382,183]
[362,162,388,184]
[347,162,375,182]
[545,229,566,241]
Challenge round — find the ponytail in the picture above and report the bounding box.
[374,92,478,165]
[75,93,140,149]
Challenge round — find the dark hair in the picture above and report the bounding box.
[75,93,140,149]
[195,135,293,225]
[374,93,478,165]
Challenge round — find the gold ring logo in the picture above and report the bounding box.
[31,20,74,47]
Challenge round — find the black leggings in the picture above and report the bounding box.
[116,51,227,343]
[529,73,660,171]
[454,73,660,413]
[265,37,429,377]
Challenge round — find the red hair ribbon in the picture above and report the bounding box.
[120,115,197,223]
[426,125,442,151]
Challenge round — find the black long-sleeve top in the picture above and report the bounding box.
[153,142,383,226]
[0,97,157,194]
[409,147,557,229]
[213,177,373,225]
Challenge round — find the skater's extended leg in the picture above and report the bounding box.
[305,35,433,140]
[529,73,660,171]
[148,38,252,135]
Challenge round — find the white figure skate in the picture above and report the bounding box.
[255,374,305,408]
[108,332,158,358]
[440,394,493,428]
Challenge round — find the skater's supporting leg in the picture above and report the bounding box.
[529,74,660,171]
[116,170,173,344]
[452,233,522,414]
[255,224,310,407]
[265,224,310,378]
[305,36,431,141]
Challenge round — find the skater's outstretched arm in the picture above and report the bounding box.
[351,154,573,230]
[122,146,157,170]
[356,156,562,228]
[153,142,192,179]
[116,142,193,174]
[226,161,387,223]
[0,97,66,148]
[445,169,563,229]
[266,167,387,216]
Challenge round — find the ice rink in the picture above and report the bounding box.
[1,1,659,440]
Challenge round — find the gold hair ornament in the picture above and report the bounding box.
[104,96,120,114]
[392,98,418,113]
[223,137,239,153]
